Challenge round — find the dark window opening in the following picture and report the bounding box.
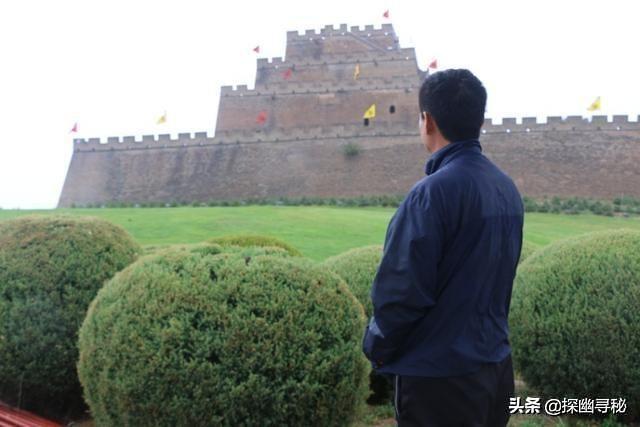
[389,105,396,114]
[363,118,370,126]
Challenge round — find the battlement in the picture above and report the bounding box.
[73,132,215,152]
[72,124,414,152]
[286,23,395,40]
[285,23,399,59]
[481,115,640,133]
[72,115,640,153]
[255,47,416,70]
[221,75,420,97]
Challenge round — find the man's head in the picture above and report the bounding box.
[418,69,487,153]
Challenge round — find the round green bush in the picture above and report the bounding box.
[518,240,538,265]
[322,245,381,321]
[323,246,389,405]
[0,215,140,416]
[511,229,640,421]
[78,249,368,426]
[207,234,303,257]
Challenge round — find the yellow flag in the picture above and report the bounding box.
[156,112,167,124]
[587,97,601,111]
[363,104,376,119]
[353,63,360,80]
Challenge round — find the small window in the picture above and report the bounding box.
[363,118,370,126]
[389,105,396,114]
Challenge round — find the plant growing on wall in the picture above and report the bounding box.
[343,142,361,157]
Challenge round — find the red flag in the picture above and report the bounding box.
[256,111,267,124]
[282,68,293,80]
[70,122,78,133]
[253,45,260,54]
[383,10,390,18]
[429,59,438,69]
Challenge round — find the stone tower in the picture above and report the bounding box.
[215,23,425,136]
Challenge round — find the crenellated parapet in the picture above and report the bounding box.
[72,115,640,153]
[220,75,420,97]
[73,132,215,152]
[285,24,399,59]
[72,123,416,153]
[482,115,640,133]
[256,48,416,70]
[286,23,395,39]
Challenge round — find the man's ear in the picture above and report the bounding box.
[425,113,438,135]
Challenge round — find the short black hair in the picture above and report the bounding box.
[418,69,487,142]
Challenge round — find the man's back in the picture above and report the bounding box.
[362,68,523,426]
[365,139,524,377]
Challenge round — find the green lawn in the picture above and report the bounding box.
[1,207,639,261]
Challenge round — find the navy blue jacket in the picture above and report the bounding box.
[363,139,524,377]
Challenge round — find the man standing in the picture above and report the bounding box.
[363,69,524,427]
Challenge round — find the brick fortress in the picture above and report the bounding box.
[58,24,640,207]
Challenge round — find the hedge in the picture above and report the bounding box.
[510,229,640,421]
[78,249,368,426]
[0,216,140,418]
[71,195,640,217]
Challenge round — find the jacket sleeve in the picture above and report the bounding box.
[362,190,444,367]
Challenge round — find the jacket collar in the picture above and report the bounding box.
[425,139,482,176]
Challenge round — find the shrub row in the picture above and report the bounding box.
[70,195,640,217]
[70,194,407,209]
[4,213,638,424]
[522,195,640,216]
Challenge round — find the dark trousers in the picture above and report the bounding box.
[393,354,514,427]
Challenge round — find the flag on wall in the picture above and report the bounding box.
[587,96,601,111]
[253,46,260,54]
[383,10,390,19]
[363,104,376,119]
[283,68,293,80]
[157,112,167,124]
[69,122,78,133]
[353,63,361,80]
[256,111,268,124]
[429,59,438,69]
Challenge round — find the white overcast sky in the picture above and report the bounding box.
[0,0,638,209]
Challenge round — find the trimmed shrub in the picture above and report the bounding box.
[78,249,369,426]
[511,230,640,421]
[518,240,538,265]
[323,245,389,405]
[208,234,302,257]
[323,245,382,319]
[0,216,140,418]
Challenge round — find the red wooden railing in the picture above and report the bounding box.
[0,402,62,427]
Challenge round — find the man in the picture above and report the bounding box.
[363,69,524,427]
